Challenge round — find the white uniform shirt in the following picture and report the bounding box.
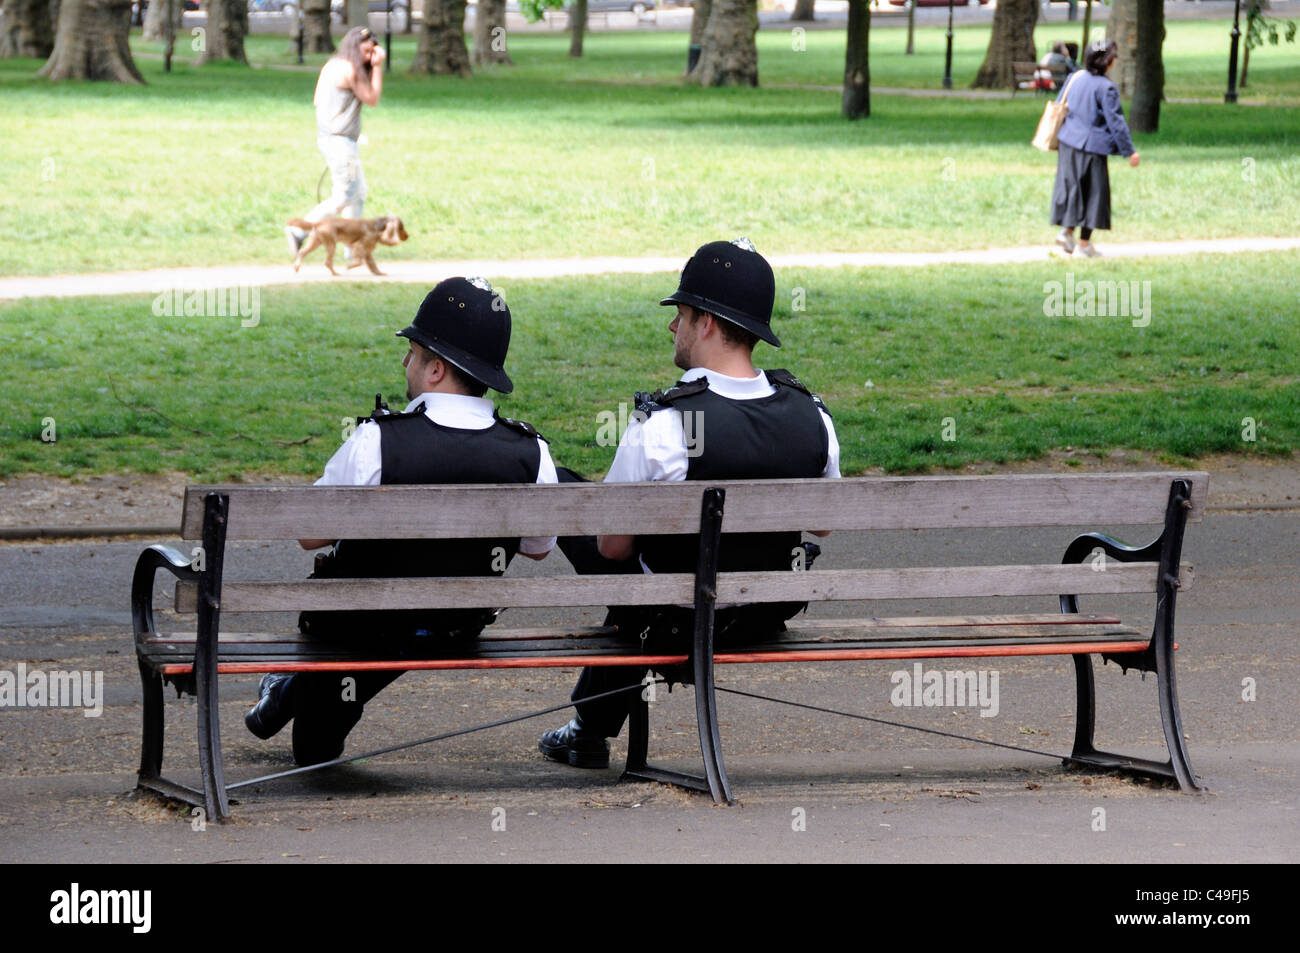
[604,367,841,484]
[317,392,558,557]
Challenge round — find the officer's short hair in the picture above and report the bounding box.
[684,305,760,352]
[711,313,760,351]
[412,342,489,397]
[438,356,489,398]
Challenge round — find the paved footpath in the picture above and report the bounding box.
[1,461,1297,863]
[3,236,1299,301]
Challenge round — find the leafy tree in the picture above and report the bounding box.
[843,0,869,118]
[972,0,1036,89]
[472,0,512,65]
[412,0,470,75]
[1,0,55,58]
[302,0,335,54]
[694,0,758,86]
[39,0,144,81]
[204,0,250,63]
[1241,0,1297,88]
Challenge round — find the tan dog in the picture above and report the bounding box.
[287,215,409,276]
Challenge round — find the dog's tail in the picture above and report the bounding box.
[286,218,316,230]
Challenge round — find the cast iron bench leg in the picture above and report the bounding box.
[195,492,232,821]
[132,544,204,802]
[1059,480,1202,792]
[620,487,734,804]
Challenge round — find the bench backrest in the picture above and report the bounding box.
[175,473,1205,614]
[182,473,1206,540]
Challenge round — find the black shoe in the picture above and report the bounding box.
[539,718,610,769]
[244,673,296,740]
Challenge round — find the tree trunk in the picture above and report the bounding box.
[411,0,470,76]
[302,0,334,54]
[971,0,1036,88]
[203,0,249,63]
[1,0,55,57]
[1080,0,1092,55]
[472,0,511,65]
[842,0,868,119]
[568,0,585,58]
[38,0,144,81]
[695,0,758,87]
[1105,0,1137,96]
[905,0,915,54]
[1240,32,1251,88]
[790,0,814,22]
[1129,0,1163,132]
[142,0,183,41]
[685,0,710,74]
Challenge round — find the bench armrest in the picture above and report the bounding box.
[1058,531,1162,614]
[132,544,201,649]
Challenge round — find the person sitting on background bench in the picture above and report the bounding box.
[1035,41,1073,90]
[244,278,558,766]
[539,238,841,769]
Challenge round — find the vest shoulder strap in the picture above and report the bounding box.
[365,401,427,426]
[766,368,832,418]
[494,411,543,441]
[634,376,711,414]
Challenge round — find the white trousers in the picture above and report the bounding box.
[303,134,366,226]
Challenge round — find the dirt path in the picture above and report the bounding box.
[3,236,1300,301]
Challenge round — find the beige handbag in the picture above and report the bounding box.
[1032,71,1083,152]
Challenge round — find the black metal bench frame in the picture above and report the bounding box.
[131,474,1205,822]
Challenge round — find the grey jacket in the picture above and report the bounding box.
[1055,70,1135,157]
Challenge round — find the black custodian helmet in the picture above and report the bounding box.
[660,238,780,347]
[397,277,514,393]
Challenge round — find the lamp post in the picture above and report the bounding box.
[943,0,954,89]
[385,0,393,73]
[1226,0,1243,102]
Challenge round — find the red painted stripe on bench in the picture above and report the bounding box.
[712,641,1159,663]
[158,640,1170,676]
[160,654,693,676]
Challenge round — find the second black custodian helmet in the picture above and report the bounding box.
[660,237,780,347]
[397,277,514,393]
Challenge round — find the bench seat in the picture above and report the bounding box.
[140,613,1149,675]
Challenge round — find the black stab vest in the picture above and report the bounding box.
[302,406,543,639]
[634,370,830,575]
[333,408,543,578]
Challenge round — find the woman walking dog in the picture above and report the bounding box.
[1051,39,1140,258]
[286,27,387,259]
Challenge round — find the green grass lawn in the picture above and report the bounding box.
[1,21,1297,276]
[3,252,1294,480]
[2,19,1294,480]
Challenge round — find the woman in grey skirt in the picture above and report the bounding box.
[1051,39,1141,257]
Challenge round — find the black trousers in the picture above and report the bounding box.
[554,467,804,740]
[289,612,493,763]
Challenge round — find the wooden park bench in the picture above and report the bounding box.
[131,471,1206,821]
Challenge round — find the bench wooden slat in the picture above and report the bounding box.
[142,616,1143,669]
[173,561,1189,612]
[155,636,1156,677]
[180,472,1207,539]
[144,629,1144,666]
[140,614,1124,646]
[141,619,1139,656]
